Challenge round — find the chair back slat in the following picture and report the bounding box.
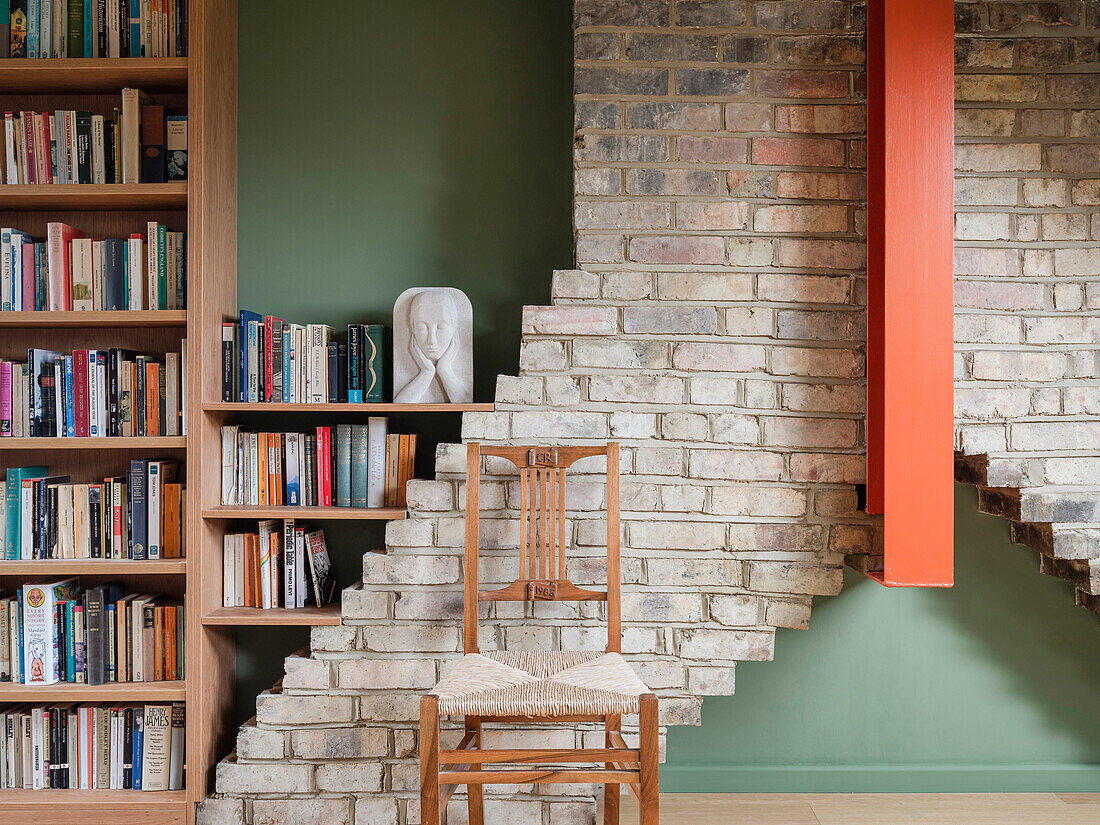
[464,442,621,654]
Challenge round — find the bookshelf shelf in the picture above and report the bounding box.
[201,604,343,627]
[0,437,187,450]
[203,402,494,413]
[0,681,187,702]
[0,559,186,575]
[0,57,189,93]
[0,789,187,824]
[202,506,407,521]
[0,310,188,328]
[0,183,188,211]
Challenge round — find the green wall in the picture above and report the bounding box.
[236,1,1100,792]
[664,484,1100,792]
[234,0,573,725]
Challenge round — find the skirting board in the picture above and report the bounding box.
[661,764,1100,794]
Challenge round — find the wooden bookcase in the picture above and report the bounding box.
[2,5,491,821]
[0,1,236,822]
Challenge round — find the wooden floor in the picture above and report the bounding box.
[615,793,1100,824]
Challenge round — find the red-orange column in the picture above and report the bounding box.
[866,0,954,586]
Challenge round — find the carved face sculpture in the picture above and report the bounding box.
[410,292,457,361]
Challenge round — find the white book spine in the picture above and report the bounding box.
[223,536,234,608]
[146,221,158,307]
[128,236,144,310]
[30,708,42,790]
[3,115,18,184]
[91,240,104,311]
[234,534,245,606]
[91,115,105,184]
[367,417,388,508]
[221,426,238,505]
[148,462,162,559]
[1,229,11,311]
[132,598,145,682]
[96,356,107,438]
[20,484,32,559]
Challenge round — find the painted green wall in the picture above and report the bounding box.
[233,0,573,725]
[235,1,1099,792]
[664,483,1100,792]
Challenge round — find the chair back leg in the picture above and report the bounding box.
[420,696,441,825]
[639,694,660,825]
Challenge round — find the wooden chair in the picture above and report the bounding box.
[419,441,659,824]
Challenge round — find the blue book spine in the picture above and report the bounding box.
[129,459,148,561]
[66,601,76,682]
[129,0,140,56]
[281,326,291,402]
[105,604,115,681]
[103,238,127,310]
[350,424,368,508]
[27,0,38,58]
[132,709,143,789]
[238,310,261,402]
[84,0,94,56]
[64,355,75,437]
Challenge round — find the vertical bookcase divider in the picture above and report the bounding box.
[186,0,239,814]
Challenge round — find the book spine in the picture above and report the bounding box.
[351,424,369,508]
[335,424,351,507]
[348,324,363,403]
[367,417,388,508]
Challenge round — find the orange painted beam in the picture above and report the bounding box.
[866,0,954,587]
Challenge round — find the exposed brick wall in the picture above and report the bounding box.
[953,0,1100,610]
[199,2,1098,824]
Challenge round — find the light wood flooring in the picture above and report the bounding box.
[614,793,1100,824]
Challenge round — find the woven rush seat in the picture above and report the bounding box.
[431,650,650,717]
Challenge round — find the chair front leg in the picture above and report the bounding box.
[420,695,441,825]
[639,694,659,825]
[603,713,621,824]
[467,716,484,825]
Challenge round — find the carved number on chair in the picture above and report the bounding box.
[527,580,558,600]
[529,448,558,467]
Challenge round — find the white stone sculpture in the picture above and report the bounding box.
[392,287,473,404]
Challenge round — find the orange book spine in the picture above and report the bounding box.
[145,362,160,437]
[163,483,180,558]
[164,605,177,681]
[153,606,165,681]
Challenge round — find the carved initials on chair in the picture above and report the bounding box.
[527,580,558,600]
[528,447,558,466]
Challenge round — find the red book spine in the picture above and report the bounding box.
[262,316,274,402]
[317,426,331,507]
[20,112,36,184]
[21,242,35,311]
[73,349,90,437]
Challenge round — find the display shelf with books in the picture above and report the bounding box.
[0,182,187,210]
[0,559,186,575]
[0,436,186,449]
[202,505,407,521]
[204,401,495,413]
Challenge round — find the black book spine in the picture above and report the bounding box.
[85,588,106,686]
[104,120,116,183]
[107,348,119,437]
[31,480,41,559]
[39,361,57,437]
[47,485,58,558]
[257,331,265,402]
[54,603,65,682]
[119,0,129,55]
[221,328,234,402]
[336,342,348,404]
[326,342,338,403]
[134,358,146,437]
[50,707,59,789]
[123,706,133,788]
[76,112,93,184]
[97,0,106,56]
[59,707,69,788]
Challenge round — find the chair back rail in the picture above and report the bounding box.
[463,441,621,655]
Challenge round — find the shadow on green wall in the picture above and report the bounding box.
[232,0,573,727]
[664,483,1100,792]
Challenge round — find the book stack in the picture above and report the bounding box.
[221,521,334,611]
[0,344,186,437]
[2,89,187,184]
[2,462,187,560]
[4,1,188,59]
[222,312,390,404]
[0,579,184,686]
[0,703,184,791]
[220,421,417,509]
[2,222,186,311]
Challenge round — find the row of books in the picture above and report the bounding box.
[0,703,184,791]
[3,90,186,185]
[222,521,334,610]
[0,344,187,437]
[0,580,184,685]
[3,461,186,560]
[220,422,418,509]
[1,222,186,311]
[223,313,390,404]
[3,0,187,59]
